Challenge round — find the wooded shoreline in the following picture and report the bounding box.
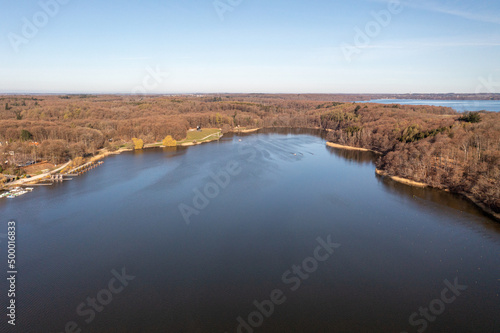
[0,95,498,219]
[326,142,500,222]
[327,141,499,221]
[2,124,498,222]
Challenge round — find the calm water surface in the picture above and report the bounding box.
[362,99,500,112]
[0,129,499,333]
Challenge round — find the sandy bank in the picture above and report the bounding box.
[326,142,381,154]
[179,136,221,146]
[90,147,133,162]
[236,128,261,133]
[375,169,428,188]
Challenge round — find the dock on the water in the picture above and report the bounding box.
[1,160,104,199]
[66,161,104,175]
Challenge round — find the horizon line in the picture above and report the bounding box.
[1,92,499,96]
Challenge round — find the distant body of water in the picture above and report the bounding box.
[0,129,499,332]
[361,99,500,112]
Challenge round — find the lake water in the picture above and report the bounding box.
[0,129,499,333]
[361,99,500,112]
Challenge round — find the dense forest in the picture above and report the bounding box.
[0,94,498,217]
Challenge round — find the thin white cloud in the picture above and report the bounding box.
[372,0,500,24]
[358,40,500,49]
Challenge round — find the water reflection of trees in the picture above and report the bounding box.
[326,146,376,165]
[376,174,500,237]
[231,127,328,139]
[130,145,189,160]
[223,129,499,236]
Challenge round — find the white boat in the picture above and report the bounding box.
[1,186,33,199]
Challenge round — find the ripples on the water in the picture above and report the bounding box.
[0,129,498,333]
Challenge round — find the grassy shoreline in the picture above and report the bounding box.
[177,128,222,145]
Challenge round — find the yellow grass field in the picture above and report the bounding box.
[177,128,222,144]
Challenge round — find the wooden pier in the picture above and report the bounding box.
[47,160,103,183]
[66,161,104,175]
[50,174,73,182]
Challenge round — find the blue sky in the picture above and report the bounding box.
[1,0,499,93]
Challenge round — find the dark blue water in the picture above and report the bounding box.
[362,99,500,112]
[0,129,499,333]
